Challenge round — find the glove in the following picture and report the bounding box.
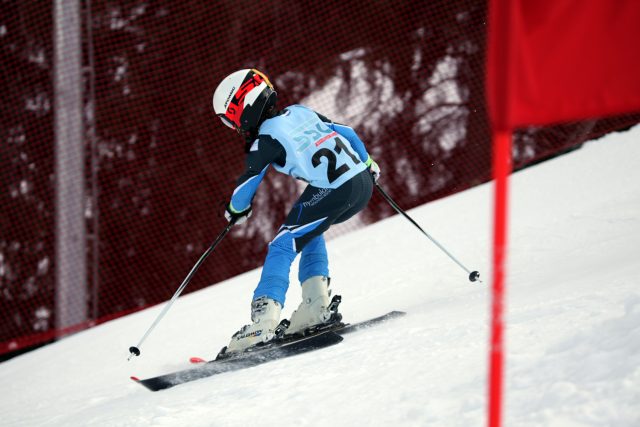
[365,156,381,183]
[225,203,252,225]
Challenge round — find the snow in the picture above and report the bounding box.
[1,126,639,426]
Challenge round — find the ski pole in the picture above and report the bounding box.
[128,220,236,360]
[375,183,482,283]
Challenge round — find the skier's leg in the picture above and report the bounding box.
[285,235,334,334]
[226,199,330,353]
[252,214,329,306]
[334,168,374,224]
[258,170,371,300]
[252,229,299,307]
[228,172,372,350]
[298,235,329,284]
[227,224,315,353]
[287,171,373,334]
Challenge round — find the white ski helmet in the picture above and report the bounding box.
[212,69,277,132]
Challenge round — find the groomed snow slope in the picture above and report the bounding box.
[1,126,639,427]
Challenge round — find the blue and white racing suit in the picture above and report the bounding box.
[229,104,373,306]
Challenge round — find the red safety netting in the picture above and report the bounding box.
[1,0,637,356]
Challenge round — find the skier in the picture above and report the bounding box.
[212,69,380,354]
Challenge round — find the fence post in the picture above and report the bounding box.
[53,0,87,334]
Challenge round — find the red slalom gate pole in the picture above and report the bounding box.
[489,129,511,427]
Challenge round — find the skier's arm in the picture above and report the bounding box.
[229,136,286,213]
[315,112,369,163]
[315,111,380,182]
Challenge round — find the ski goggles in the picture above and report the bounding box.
[218,114,236,129]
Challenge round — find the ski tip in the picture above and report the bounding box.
[189,357,207,364]
[130,376,141,382]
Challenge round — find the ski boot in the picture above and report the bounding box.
[286,276,342,336]
[222,296,281,356]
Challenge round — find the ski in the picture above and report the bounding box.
[131,330,343,392]
[133,310,406,391]
[315,310,406,336]
[187,310,407,365]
